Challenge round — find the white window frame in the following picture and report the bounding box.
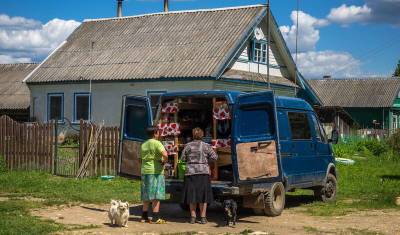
[252,40,268,64]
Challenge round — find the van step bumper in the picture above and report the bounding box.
[166,179,239,196]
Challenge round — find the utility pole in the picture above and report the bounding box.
[267,0,271,89]
[294,0,299,94]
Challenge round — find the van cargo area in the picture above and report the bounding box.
[157,95,234,182]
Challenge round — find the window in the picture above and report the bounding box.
[311,115,327,143]
[239,104,274,137]
[125,104,148,140]
[288,112,312,140]
[252,40,268,64]
[47,93,64,122]
[74,93,91,122]
[147,91,166,116]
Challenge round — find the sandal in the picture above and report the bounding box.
[200,217,207,224]
[190,217,196,224]
[151,218,167,224]
[140,218,151,223]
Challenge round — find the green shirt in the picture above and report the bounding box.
[140,139,166,175]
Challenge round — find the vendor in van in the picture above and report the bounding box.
[181,127,218,224]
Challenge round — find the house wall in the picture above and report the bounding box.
[394,98,400,108]
[29,79,297,127]
[29,80,214,126]
[213,80,296,97]
[231,20,290,79]
[345,108,390,130]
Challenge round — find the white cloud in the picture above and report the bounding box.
[279,11,329,53]
[296,51,361,78]
[0,14,41,30]
[0,15,80,63]
[0,54,32,63]
[327,4,372,25]
[279,10,363,78]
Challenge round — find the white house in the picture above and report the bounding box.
[24,4,320,126]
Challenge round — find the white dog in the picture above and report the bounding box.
[115,201,130,227]
[108,200,120,226]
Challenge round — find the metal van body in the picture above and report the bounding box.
[119,90,336,213]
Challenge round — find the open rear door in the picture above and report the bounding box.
[118,95,153,177]
[232,91,282,184]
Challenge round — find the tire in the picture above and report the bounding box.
[314,173,337,202]
[252,182,286,217]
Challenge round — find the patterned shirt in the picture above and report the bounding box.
[181,140,218,176]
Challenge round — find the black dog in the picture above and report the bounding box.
[223,199,237,226]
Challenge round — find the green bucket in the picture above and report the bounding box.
[177,161,186,179]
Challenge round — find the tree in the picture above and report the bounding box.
[394,59,400,77]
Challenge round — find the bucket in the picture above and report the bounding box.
[177,161,186,179]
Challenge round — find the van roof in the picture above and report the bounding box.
[275,96,314,111]
[161,90,313,111]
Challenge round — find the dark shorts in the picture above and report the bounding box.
[182,174,213,204]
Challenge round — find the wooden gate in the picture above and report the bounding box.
[79,120,120,176]
[0,115,56,172]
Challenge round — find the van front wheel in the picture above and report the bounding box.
[253,182,285,217]
[314,173,337,202]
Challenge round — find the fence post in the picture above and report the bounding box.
[52,121,58,175]
[79,119,83,164]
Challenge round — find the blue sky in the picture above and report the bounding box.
[0,0,399,78]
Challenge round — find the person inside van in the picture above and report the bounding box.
[139,126,168,224]
[181,127,218,224]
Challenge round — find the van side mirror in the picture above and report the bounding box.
[329,129,339,144]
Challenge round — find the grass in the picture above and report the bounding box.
[1,139,400,233]
[0,171,140,235]
[0,200,65,235]
[0,171,140,205]
[287,140,400,216]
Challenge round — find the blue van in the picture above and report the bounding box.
[118,90,337,216]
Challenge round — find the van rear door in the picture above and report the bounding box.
[118,95,153,177]
[232,91,282,185]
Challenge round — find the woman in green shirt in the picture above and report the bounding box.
[139,126,168,224]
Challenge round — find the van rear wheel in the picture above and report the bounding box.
[252,182,285,217]
[314,173,337,202]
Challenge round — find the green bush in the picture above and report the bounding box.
[63,134,79,146]
[333,137,389,157]
[388,129,400,154]
[360,139,389,156]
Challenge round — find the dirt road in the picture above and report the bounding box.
[32,202,400,235]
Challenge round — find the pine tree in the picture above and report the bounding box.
[394,60,400,77]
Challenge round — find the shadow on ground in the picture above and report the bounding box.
[124,194,318,226]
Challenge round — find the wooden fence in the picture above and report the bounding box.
[79,120,120,177]
[0,116,120,177]
[0,115,55,172]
